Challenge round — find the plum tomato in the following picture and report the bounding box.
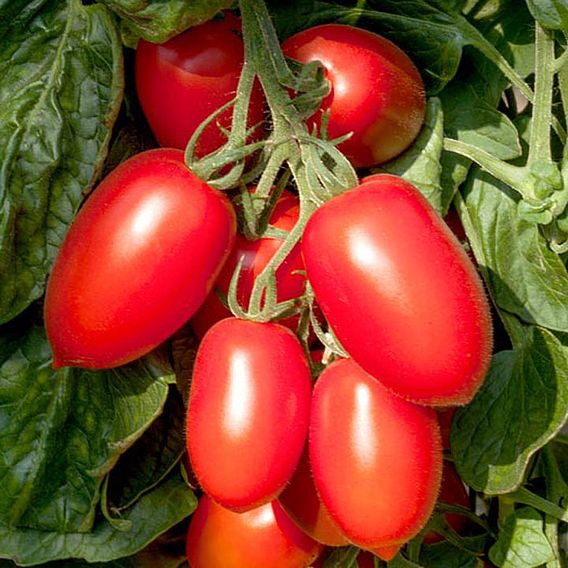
[44,148,236,369]
[186,318,312,511]
[135,12,265,155]
[191,190,306,338]
[309,358,442,549]
[282,24,425,167]
[302,174,493,406]
[278,445,349,546]
[186,495,323,568]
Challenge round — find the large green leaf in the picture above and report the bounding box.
[451,323,568,494]
[461,170,568,332]
[0,0,123,325]
[0,319,175,534]
[0,467,196,566]
[420,542,481,568]
[98,0,233,44]
[525,0,568,31]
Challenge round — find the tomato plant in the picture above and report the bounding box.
[135,12,265,155]
[186,495,323,568]
[282,24,425,168]
[44,148,236,369]
[302,174,493,406]
[191,190,306,338]
[309,358,442,550]
[186,318,312,511]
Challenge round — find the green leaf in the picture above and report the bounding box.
[0,0,123,325]
[488,507,555,567]
[461,170,568,332]
[323,546,360,568]
[451,325,568,494]
[0,1,49,33]
[0,467,196,566]
[525,0,568,31]
[98,0,233,44]
[0,320,174,533]
[376,97,444,214]
[420,541,482,568]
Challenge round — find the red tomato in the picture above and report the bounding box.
[437,407,456,450]
[302,174,493,406]
[187,318,312,511]
[136,12,265,155]
[282,24,425,167]
[423,462,470,544]
[186,495,323,568]
[309,358,442,549]
[44,149,235,369]
[278,446,349,546]
[191,190,306,338]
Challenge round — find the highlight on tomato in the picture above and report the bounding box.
[309,358,442,550]
[135,12,265,155]
[186,495,323,568]
[186,318,312,511]
[191,190,306,338]
[302,174,493,406]
[282,24,425,168]
[44,148,236,369]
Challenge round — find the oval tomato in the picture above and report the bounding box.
[135,12,265,155]
[186,318,312,511]
[302,174,493,406]
[191,190,306,338]
[309,358,442,549]
[282,24,425,168]
[278,446,349,547]
[186,495,323,568]
[45,148,236,369]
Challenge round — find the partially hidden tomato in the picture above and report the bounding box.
[136,12,265,155]
[45,148,236,369]
[423,461,470,544]
[278,445,349,547]
[191,190,305,338]
[186,318,312,511]
[309,358,442,550]
[282,24,425,168]
[302,174,493,406]
[186,495,323,568]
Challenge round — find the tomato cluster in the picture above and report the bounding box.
[43,11,492,567]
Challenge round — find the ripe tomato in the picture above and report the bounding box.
[282,24,425,168]
[186,495,323,568]
[423,461,470,544]
[278,446,349,546]
[186,318,312,511]
[302,174,493,406]
[191,190,306,338]
[44,149,235,369]
[309,358,442,549]
[135,12,265,155]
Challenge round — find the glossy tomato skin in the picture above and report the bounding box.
[278,445,349,546]
[136,12,265,155]
[282,24,425,167]
[191,190,305,338]
[302,175,493,406]
[309,358,442,549]
[45,149,236,369]
[186,495,323,568]
[187,318,312,511]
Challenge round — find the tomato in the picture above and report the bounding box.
[309,358,442,549]
[282,24,425,168]
[186,495,323,568]
[191,190,306,338]
[44,149,235,369]
[186,318,312,511]
[302,174,493,406]
[278,446,349,546]
[438,407,456,450]
[423,461,470,544]
[135,12,265,155]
